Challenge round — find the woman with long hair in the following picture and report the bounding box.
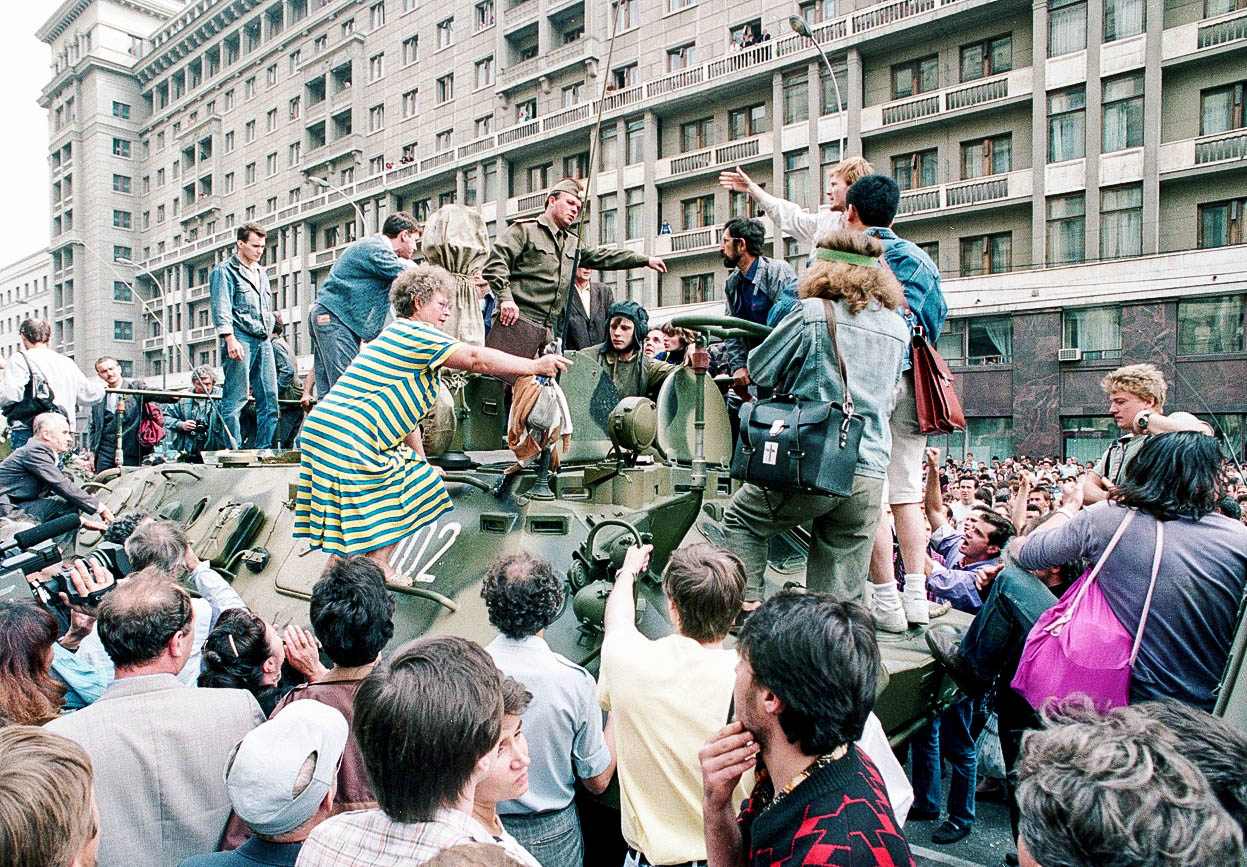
[0,601,67,725]
[1016,431,1247,710]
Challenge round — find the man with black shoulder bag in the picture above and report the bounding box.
[722,230,910,609]
[0,318,102,449]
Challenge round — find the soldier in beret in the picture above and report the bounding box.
[482,178,667,342]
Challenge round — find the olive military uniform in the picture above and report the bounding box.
[481,212,649,338]
[575,345,677,400]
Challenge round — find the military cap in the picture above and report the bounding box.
[549,178,584,200]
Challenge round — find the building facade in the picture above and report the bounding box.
[0,250,54,362]
[38,0,1247,453]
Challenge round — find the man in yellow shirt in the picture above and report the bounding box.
[598,543,747,867]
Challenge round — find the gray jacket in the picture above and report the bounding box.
[210,254,274,340]
[748,297,909,478]
[723,256,797,372]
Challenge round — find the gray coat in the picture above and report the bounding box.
[47,674,265,867]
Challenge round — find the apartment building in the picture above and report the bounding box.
[39,0,1247,457]
[0,250,53,361]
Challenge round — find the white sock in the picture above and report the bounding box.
[903,573,927,597]
[873,581,902,610]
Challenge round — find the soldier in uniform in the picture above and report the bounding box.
[574,300,676,400]
[482,178,667,342]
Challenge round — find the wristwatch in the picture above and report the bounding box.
[1136,411,1152,432]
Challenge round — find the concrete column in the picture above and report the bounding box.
[1083,0,1104,262]
[1140,0,1163,254]
[846,47,864,159]
[807,59,822,201]
[770,70,785,260]
[456,167,468,203]
[1031,0,1049,266]
[641,109,660,308]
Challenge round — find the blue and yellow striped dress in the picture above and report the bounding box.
[293,318,460,556]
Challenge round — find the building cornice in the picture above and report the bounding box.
[37,0,178,44]
[135,0,261,84]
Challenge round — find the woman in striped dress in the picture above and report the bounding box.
[294,264,570,582]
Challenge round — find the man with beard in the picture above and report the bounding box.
[718,219,796,397]
[573,300,676,400]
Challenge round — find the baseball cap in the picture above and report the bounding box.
[224,700,349,836]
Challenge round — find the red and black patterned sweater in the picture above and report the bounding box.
[737,746,914,867]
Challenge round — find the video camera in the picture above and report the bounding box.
[0,514,130,616]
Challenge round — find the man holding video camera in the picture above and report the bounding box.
[0,412,113,537]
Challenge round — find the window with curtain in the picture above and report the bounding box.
[967,417,1014,462]
[600,125,619,171]
[892,149,938,190]
[960,35,1012,81]
[1200,82,1245,135]
[1206,0,1247,15]
[1199,198,1245,248]
[1047,194,1086,264]
[1049,0,1087,56]
[1178,295,1245,354]
[820,67,849,114]
[680,117,714,153]
[681,274,713,303]
[1100,185,1142,259]
[1103,0,1144,41]
[891,55,939,99]
[967,316,1012,363]
[681,195,715,230]
[1196,413,1246,461]
[1102,74,1144,152]
[961,134,1012,178]
[729,104,768,139]
[600,193,618,243]
[784,151,809,202]
[959,233,1012,276]
[1048,87,1086,162]
[625,188,644,239]
[626,120,644,164]
[783,72,809,125]
[1063,416,1117,463]
[784,238,805,272]
[937,320,965,364]
[1063,307,1122,358]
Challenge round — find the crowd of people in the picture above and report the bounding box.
[1,162,1246,867]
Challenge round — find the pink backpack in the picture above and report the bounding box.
[1010,509,1163,713]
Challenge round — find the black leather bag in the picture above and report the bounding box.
[2,351,58,424]
[730,300,864,497]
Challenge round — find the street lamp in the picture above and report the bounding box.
[306,175,367,237]
[788,14,846,164]
[117,256,169,390]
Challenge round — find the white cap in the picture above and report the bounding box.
[224,700,349,836]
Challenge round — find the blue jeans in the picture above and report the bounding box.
[910,697,976,827]
[961,566,1059,680]
[221,333,278,450]
[9,425,31,450]
[310,303,362,398]
[501,802,584,867]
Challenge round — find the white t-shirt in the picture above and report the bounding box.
[0,345,104,431]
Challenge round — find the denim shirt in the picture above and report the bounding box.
[865,227,946,369]
[723,256,798,372]
[748,297,909,479]
[316,234,409,342]
[209,254,274,339]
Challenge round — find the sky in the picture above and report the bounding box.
[0,4,53,265]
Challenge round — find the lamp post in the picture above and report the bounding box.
[117,257,169,390]
[788,14,846,163]
[307,175,367,238]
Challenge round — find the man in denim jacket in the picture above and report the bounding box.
[210,223,277,450]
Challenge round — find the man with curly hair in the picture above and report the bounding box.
[482,552,615,867]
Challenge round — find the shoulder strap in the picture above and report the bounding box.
[1053,509,1135,626]
[17,350,54,397]
[1129,517,1164,665]
[820,300,854,414]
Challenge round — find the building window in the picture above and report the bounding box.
[113,321,133,341]
[112,138,131,157]
[728,103,767,139]
[1063,307,1122,359]
[625,120,644,164]
[402,89,418,117]
[224,172,235,193]
[681,275,713,304]
[1199,198,1245,248]
[1049,0,1087,56]
[799,0,836,24]
[1178,295,1245,354]
[369,104,385,131]
[1200,81,1245,135]
[224,131,235,152]
[342,18,355,36]
[784,237,804,271]
[960,35,1012,82]
[266,152,278,175]
[892,149,938,191]
[625,188,644,239]
[290,50,301,74]
[1048,86,1086,162]
[775,73,810,128]
[245,163,257,185]
[613,64,638,90]
[475,0,495,29]
[369,155,384,175]
[369,53,385,82]
[666,43,697,72]
[932,416,1015,462]
[476,57,495,89]
[1206,0,1247,13]
[370,1,385,28]
[435,129,452,151]
[891,55,938,99]
[474,114,493,137]
[402,36,419,66]
[112,174,132,193]
[245,119,256,142]
[563,152,589,178]
[669,0,696,10]
[223,90,234,112]
[959,233,1011,276]
[112,245,131,262]
[267,64,278,87]
[967,316,1012,364]
[266,108,278,132]
[820,66,849,114]
[1046,194,1086,264]
[436,74,454,104]
[246,77,256,99]
[562,82,583,107]
[113,281,132,302]
[289,97,301,120]
[515,99,537,123]
[527,163,551,193]
[1102,73,1144,152]
[1100,185,1142,259]
[680,117,713,152]
[112,101,131,119]
[600,124,619,171]
[1104,0,1144,41]
[599,192,618,243]
[960,135,1012,179]
[289,141,301,165]
[681,195,715,230]
[784,151,809,202]
[436,18,454,50]
[917,240,939,266]
[937,321,965,365]
[113,210,132,229]
[613,0,638,30]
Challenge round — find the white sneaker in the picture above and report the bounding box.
[903,575,930,626]
[872,602,909,634]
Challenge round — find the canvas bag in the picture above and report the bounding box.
[1010,509,1164,712]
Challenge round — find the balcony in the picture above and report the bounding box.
[862,68,1031,134]
[419,150,456,173]
[654,223,773,257]
[179,194,221,224]
[189,283,210,301]
[312,242,352,267]
[506,190,548,217]
[176,111,221,144]
[895,170,1033,219]
[498,36,600,92]
[1159,129,1247,175]
[143,335,164,351]
[188,325,215,343]
[1163,8,1247,61]
[457,135,496,160]
[304,133,363,172]
[656,133,773,182]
